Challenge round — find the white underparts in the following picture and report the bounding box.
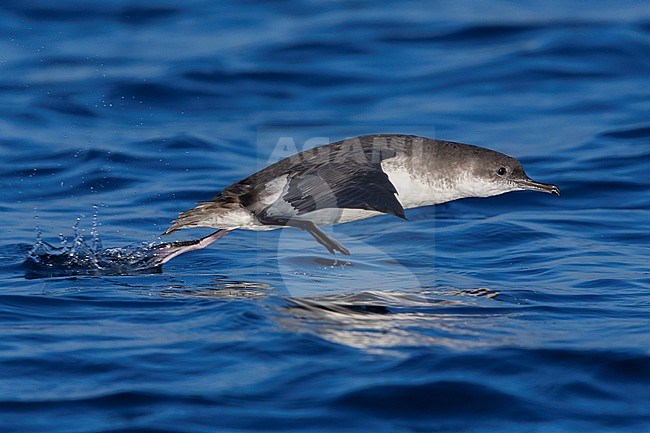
[381,158,517,207]
[381,159,465,208]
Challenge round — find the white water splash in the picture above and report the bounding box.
[25,211,164,277]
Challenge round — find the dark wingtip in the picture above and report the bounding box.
[392,207,408,220]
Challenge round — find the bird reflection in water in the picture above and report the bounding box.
[272,288,518,352]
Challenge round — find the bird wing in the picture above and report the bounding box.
[282,161,406,219]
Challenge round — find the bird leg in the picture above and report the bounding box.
[152,229,231,265]
[258,215,350,256]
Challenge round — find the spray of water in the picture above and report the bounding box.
[25,207,165,277]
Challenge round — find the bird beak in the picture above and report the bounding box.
[515,177,561,196]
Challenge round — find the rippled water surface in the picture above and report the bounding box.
[1,1,650,432]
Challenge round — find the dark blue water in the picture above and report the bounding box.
[2,1,650,431]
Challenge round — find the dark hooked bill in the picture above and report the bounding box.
[516,178,561,196]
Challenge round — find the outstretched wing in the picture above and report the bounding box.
[282,162,406,219]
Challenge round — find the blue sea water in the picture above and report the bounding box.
[1,0,650,431]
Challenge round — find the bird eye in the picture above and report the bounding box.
[496,167,507,176]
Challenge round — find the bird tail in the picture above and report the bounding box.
[163,201,225,235]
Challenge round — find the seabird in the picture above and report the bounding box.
[155,134,559,264]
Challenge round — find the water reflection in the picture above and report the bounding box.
[161,279,276,299]
[140,272,518,352]
[273,288,518,352]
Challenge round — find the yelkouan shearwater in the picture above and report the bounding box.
[155,134,559,264]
